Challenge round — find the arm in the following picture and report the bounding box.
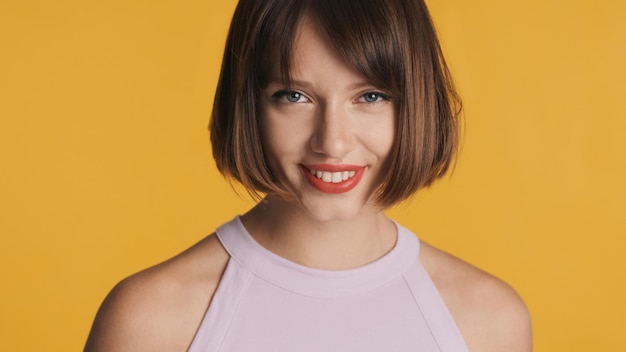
[420,242,533,352]
[461,276,533,352]
[84,272,190,352]
[85,235,229,352]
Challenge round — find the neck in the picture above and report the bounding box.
[240,197,397,270]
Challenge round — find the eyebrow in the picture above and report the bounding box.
[267,78,314,89]
[266,78,377,91]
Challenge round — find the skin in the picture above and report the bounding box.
[85,17,532,352]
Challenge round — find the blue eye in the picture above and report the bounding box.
[360,92,391,103]
[286,92,302,102]
[272,90,307,103]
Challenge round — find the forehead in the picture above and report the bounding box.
[269,17,366,85]
[256,5,403,93]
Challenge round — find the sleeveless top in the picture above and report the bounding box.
[188,217,468,352]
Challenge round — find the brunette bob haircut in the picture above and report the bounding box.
[211,0,461,208]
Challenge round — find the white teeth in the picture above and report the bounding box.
[309,169,358,183]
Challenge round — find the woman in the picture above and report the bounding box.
[86,0,532,351]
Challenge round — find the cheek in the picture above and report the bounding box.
[260,112,314,165]
[360,113,395,158]
[379,119,395,154]
[382,111,396,154]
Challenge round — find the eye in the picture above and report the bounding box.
[358,92,391,103]
[272,90,309,103]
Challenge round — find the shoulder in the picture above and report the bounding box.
[419,241,533,352]
[84,234,230,352]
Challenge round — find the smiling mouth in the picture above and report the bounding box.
[300,164,366,194]
[308,169,357,183]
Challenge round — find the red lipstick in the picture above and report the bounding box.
[300,164,366,194]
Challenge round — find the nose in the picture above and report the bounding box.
[310,103,354,159]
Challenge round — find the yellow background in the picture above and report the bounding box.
[1,0,624,350]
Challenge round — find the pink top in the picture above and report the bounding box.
[189,217,468,351]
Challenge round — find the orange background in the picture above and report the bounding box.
[1,0,625,350]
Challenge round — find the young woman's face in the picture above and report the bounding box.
[259,17,395,221]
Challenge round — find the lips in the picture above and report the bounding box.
[300,164,365,194]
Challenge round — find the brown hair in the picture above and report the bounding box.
[210,0,461,207]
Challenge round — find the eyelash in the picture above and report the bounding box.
[357,92,392,104]
[272,90,309,103]
[271,90,392,104]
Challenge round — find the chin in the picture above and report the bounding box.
[269,173,381,222]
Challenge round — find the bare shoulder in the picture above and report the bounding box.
[84,234,230,352]
[419,241,533,352]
